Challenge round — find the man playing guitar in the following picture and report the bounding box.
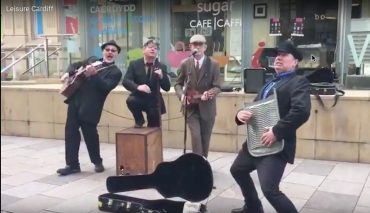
[174,34,222,158]
[57,40,122,176]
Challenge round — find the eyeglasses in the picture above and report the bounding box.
[146,45,158,50]
[104,48,118,53]
[191,42,205,46]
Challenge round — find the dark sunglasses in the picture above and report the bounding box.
[104,48,118,53]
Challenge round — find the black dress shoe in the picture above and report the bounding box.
[134,120,144,128]
[56,165,81,176]
[231,205,264,213]
[95,163,105,173]
[134,123,143,128]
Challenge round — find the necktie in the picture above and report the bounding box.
[146,63,153,80]
[195,60,200,71]
[195,60,200,80]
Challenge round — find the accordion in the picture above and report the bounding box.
[244,90,284,157]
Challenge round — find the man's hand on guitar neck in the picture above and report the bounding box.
[84,65,98,77]
[181,94,191,105]
[60,73,69,82]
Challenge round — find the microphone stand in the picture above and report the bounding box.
[182,69,191,154]
[182,52,196,154]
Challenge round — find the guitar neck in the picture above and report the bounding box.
[75,64,114,75]
[106,174,155,193]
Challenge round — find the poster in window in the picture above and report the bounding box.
[269,18,281,36]
[185,28,196,38]
[291,17,304,37]
[66,16,78,34]
[201,27,212,37]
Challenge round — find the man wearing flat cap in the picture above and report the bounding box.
[122,37,171,128]
[57,40,122,176]
[174,34,221,158]
[230,40,311,213]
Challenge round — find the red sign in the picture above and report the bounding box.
[66,16,78,34]
[64,0,77,6]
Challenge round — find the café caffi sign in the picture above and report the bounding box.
[189,1,242,30]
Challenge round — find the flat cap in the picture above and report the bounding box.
[143,37,160,48]
[190,34,206,43]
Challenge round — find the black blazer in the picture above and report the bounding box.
[237,73,311,163]
[122,58,171,114]
[65,57,122,124]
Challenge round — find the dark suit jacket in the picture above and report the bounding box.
[65,57,122,124]
[174,56,221,120]
[237,72,311,164]
[122,58,171,114]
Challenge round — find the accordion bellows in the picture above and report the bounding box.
[244,91,284,157]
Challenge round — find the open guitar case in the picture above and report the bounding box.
[98,153,213,213]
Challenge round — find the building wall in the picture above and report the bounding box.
[1,84,369,163]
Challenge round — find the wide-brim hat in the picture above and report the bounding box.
[274,40,302,61]
[101,40,121,53]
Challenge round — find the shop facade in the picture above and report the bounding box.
[1,0,369,88]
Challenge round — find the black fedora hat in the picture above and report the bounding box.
[101,40,121,53]
[275,40,303,61]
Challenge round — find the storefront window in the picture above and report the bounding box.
[285,0,338,80]
[250,0,339,80]
[62,0,158,74]
[84,0,141,72]
[345,0,370,89]
[170,0,243,83]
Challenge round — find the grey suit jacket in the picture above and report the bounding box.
[174,56,221,120]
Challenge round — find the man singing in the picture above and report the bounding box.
[57,40,122,176]
[174,34,221,158]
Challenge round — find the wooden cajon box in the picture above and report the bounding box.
[115,127,163,175]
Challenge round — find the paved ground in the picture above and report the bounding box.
[1,136,370,213]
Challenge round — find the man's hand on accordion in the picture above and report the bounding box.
[236,110,253,124]
[261,127,277,147]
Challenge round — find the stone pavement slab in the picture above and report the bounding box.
[1,136,370,213]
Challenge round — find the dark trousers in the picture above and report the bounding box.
[230,146,298,213]
[65,104,102,167]
[187,107,215,158]
[126,95,160,127]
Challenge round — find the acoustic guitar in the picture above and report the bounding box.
[98,193,207,213]
[106,153,213,202]
[59,61,114,98]
[185,90,203,105]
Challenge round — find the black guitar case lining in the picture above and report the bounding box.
[98,193,207,213]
